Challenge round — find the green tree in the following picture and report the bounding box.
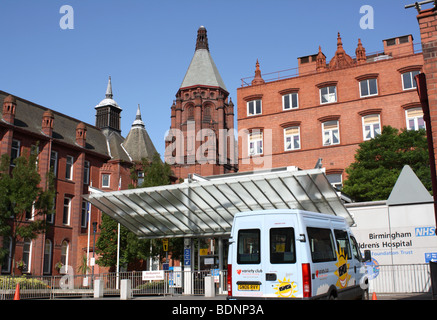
[0,150,55,274]
[96,153,181,270]
[342,126,431,202]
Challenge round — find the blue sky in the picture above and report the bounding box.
[0,0,425,157]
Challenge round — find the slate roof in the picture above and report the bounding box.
[180,27,227,91]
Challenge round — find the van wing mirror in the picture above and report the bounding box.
[363,250,371,262]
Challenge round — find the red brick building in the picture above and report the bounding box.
[165,26,238,180]
[0,77,157,276]
[237,33,424,188]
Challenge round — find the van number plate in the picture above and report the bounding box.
[238,284,260,291]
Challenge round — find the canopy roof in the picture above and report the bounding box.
[85,168,354,239]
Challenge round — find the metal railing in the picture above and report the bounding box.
[1,264,431,299]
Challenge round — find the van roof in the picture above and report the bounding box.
[234,209,346,222]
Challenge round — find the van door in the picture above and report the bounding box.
[307,227,338,298]
[263,226,300,298]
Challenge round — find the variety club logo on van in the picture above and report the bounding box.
[335,248,351,288]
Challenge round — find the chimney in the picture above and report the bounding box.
[2,95,17,124]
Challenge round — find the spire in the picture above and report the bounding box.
[251,59,265,86]
[132,104,145,128]
[316,46,327,72]
[329,32,354,70]
[355,38,367,65]
[195,26,209,51]
[106,76,113,99]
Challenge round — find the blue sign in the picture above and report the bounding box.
[184,248,191,266]
[415,226,436,237]
[425,252,437,263]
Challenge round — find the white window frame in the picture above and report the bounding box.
[322,120,340,146]
[362,114,381,141]
[43,239,52,275]
[359,79,378,97]
[102,174,111,188]
[63,197,71,225]
[284,127,301,151]
[66,155,74,180]
[60,241,69,274]
[22,238,32,273]
[327,173,343,190]
[81,201,88,228]
[320,86,337,104]
[84,160,90,185]
[50,151,58,177]
[402,71,420,90]
[11,140,20,166]
[282,93,299,110]
[247,99,262,116]
[406,108,426,131]
[248,132,263,156]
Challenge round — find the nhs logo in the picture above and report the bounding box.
[415,226,436,237]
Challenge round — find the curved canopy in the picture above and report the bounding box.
[85,168,354,239]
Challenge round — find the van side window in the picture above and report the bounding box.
[350,235,363,262]
[307,227,336,263]
[334,230,352,260]
[237,229,260,264]
[270,228,296,264]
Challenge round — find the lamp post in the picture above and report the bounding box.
[92,222,97,285]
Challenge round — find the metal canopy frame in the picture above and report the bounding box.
[85,168,354,239]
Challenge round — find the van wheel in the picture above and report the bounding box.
[328,292,338,300]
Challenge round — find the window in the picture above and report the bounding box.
[362,114,381,140]
[237,229,260,264]
[350,236,363,262]
[50,151,58,177]
[63,197,71,225]
[102,174,110,188]
[402,70,420,90]
[11,140,20,166]
[334,230,352,260]
[22,238,32,273]
[43,239,52,274]
[60,241,69,273]
[25,203,35,221]
[360,79,378,97]
[47,197,55,224]
[84,161,90,185]
[322,120,340,146]
[307,227,336,263]
[1,237,12,273]
[406,108,425,131]
[137,171,145,186]
[270,228,296,264]
[320,86,337,104]
[327,173,343,190]
[283,93,299,110]
[284,127,301,151]
[249,132,263,155]
[247,99,262,116]
[81,201,89,228]
[65,156,74,180]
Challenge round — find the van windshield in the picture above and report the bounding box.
[270,228,296,264]
[237,229,260,264]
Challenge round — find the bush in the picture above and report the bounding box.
[0,276,50,290]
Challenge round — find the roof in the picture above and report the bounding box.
[0,91,110,157]
[85,168,354,239]
[180,27,227,91]
[387,165,433,206]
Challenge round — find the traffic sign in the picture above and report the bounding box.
[184,248,191,266]
[163,238,169,252]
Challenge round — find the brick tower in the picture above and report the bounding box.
[165,26,237,179]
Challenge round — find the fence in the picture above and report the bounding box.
[0,269,228,300]
[0,264,432,299]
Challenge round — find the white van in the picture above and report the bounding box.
[227,209,370,300]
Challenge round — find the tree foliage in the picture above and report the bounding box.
[342,126,431,202]
[96,153,181,270]
[0,150,55,273]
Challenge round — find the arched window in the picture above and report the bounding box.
[60,240,69,273]
[43,239,52,274]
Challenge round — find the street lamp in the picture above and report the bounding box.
[92,222,97,285]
